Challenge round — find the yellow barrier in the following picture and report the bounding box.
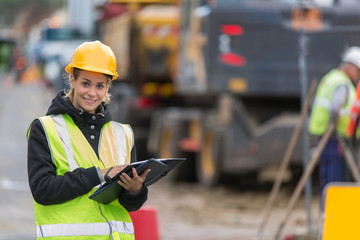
[320,183,360,240]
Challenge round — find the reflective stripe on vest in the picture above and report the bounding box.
[37,221,134,238]
[313,97,351,117]
[32,113,135,240]
[51,114,78,170]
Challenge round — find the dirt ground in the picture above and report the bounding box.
[143,170,322,240]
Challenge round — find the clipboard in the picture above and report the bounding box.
[89,158,186,204]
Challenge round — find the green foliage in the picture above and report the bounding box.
[0,0,66,28]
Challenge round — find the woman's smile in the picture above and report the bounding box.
[84,98,97,104]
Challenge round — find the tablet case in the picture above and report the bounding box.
[89,158,186,204]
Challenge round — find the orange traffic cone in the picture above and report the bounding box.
[130,206,160,240]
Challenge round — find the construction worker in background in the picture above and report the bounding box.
[347,74,360,167]
[348,83,360,140]
[309,46,360,195]
[27,40,150,240]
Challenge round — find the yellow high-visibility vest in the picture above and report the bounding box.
[29,113,135,240]
[309,69,356,137]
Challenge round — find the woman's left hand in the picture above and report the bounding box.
[118,167,151,194]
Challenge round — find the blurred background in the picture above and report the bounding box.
[1,0,360,239]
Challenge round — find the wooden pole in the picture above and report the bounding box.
[256,80,317,240]
[339,137,360,182]
[273,123,335,240]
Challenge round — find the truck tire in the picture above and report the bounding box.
[158,122,183,158]
[158,120,195,181]
[196,125,224,187]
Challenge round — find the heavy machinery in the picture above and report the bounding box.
[99,0,179,161]
[99,0,360,186]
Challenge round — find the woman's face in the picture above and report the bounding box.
[70,70,110,114]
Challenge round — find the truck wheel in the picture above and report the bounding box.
[158,122,193,181]
[159,125,174,158]
[159,123,182,158]
[197,127,223,187]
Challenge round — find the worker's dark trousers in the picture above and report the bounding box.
[319,137,349,196]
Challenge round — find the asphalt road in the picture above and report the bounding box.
[0,74,54,239]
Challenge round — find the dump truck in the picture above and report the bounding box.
[99,0,360,186]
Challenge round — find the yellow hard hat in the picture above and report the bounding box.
[65,40,118,80]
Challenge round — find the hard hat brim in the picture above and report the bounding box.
[65,64,118,80]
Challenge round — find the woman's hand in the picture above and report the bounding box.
[101,165,151,194]
[101,165,128,179]
[118,167,151,194]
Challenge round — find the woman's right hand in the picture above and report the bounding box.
[101,164,128,180]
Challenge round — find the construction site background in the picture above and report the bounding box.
[2,1,360,240]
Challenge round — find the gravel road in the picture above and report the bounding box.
[146,177,321,240]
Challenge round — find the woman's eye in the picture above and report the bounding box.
[82,82,89,87]
[97,85,104,89]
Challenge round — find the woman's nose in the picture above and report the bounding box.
[88,86,96,96]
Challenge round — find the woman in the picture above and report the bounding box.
[27,40,149,240]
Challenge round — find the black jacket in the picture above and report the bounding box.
[27,91,147,211]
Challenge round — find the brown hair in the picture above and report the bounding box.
[65,68,112,104]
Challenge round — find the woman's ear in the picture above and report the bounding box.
[106,80,110,92]
[69,72,75,88]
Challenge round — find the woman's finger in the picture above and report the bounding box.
[140,169,151,180]
[120,173,131,183]
[132,167,139,177]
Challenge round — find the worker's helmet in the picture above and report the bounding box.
[342,46,360,70]
[65,40,118,80]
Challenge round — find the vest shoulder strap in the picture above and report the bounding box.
[38,115,80,171]
[111,121,134,164]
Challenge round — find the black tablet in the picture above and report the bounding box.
[89,159,167,204]
[108,158,164,181]
[89,158,186,204]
